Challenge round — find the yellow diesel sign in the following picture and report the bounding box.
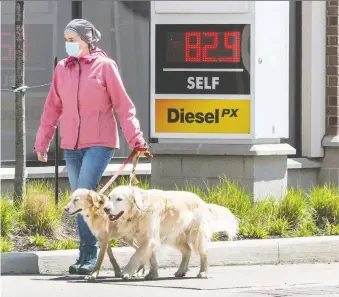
[155,99,250,134]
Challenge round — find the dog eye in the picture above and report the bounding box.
[117,197,123,202]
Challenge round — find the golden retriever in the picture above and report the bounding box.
[64,189,145,281]
[104,185,239,280]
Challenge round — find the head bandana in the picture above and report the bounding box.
[64,19,101,47]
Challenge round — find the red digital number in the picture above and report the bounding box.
[1,32,12,61]
[220,31,240,63]
[1,32,27,61]
[185,32,201,62]
[202,32,218,62]
[185,31,240,63]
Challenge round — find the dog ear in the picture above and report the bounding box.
[131,187,144,210]
[87,190,101,209]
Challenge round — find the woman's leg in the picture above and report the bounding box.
[76,146,115,275]
[64,149,85,274]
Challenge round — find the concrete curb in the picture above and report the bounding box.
[2,236,339,275]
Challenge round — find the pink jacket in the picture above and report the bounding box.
[34,49,145,152]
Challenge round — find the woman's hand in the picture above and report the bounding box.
[134,141,148,153]
[135,141,148,149]
[134,142,153,159]
[37,152,48,162]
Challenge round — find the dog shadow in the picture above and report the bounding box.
[31,274,202,289]
[46,275,198,283]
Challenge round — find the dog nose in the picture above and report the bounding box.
[104,206,110,213]
[64,206,69,212]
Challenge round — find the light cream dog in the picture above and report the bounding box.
[104,185,240,280]
[64,189,145,281]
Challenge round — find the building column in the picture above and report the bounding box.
[319,1,339,187]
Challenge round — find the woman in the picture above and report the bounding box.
[34,19,147,275]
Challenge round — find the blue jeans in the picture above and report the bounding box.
[64,146,115,254]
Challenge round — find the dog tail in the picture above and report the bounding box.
[206,203,240,241]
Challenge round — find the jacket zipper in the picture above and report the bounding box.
[74,60,81,149]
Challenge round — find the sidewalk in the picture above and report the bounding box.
[2,263,339,297]
[2,236,339,275]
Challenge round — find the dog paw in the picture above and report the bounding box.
[144,270,159,280]
[122,273,132,280]
[197,272,208,279]
[114,271,123,278]
[132,270,145,278]
[85,274,97,282]
[174,271,187,278]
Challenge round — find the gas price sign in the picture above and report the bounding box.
[155,24,250,95]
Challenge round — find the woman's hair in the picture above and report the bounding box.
[64,19,101,51]
[88,43,95,52]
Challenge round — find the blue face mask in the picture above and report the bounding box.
[65,42,82,57]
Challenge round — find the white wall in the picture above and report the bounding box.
[301,1,326,157]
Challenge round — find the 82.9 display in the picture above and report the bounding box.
[167,31,240,63]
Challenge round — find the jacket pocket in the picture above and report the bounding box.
[99,115,117,144]
[60,117,77,148]
[79,116,100,145]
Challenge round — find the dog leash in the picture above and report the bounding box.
[98,145,153,195]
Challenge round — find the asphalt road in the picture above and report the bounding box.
[2,263,339,297]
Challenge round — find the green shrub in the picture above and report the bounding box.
[268,218,290,236]
[0,237,14,252]
[293,220,319,237]
[110,239,120,248]
[277,188,309,228]
[239,199,276,239]
[2,178,339,253]
[310,185,339,227]
[0,195,18,237]
[240,222,269,239]
[19,181,67,236]
[206,177,253,218]
[29,233,48,248]
[49,239,79,250]
[327,224,339,235]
